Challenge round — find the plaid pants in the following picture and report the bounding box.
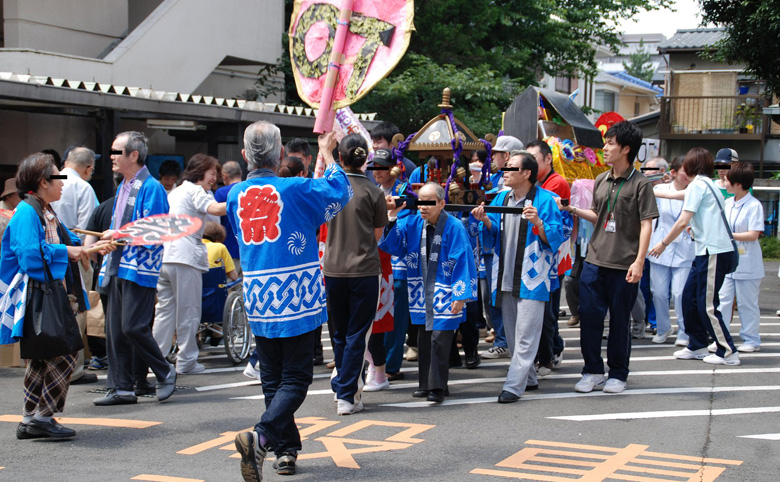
[23,354,76,417]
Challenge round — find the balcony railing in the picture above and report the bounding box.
[659,95,768,139]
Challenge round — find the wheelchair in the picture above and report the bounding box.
[166,264,253,365]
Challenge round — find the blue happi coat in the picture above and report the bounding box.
[227,164,351,339]
[480,187,563,304]
[379,211,477,330]
[98,173,169,288]
[0,201,81,344]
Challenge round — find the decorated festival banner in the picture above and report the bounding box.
[313,106,374,178]
[289,0,414,132]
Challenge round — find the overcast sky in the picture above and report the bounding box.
[617,0,708,38]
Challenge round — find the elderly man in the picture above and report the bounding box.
[230,123,351,481]
[381,182,478,404]
[473,152,563,402]
[93,132,176,406]
[214,160,243,263]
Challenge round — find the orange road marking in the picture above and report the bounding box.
[641,451,742,465]
[297,416,341,440]
[0,415,160,429]
[326,419,435,443]
[131,475,204,482]
[301,437,412,469]
[177,429,250,455]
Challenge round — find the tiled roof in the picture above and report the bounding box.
[657,28,726,52]
[595,71,663,95]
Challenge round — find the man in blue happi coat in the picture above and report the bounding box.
[380,182,477,404]
[229,123,351,481]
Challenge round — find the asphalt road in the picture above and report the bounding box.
[1,262,779,482]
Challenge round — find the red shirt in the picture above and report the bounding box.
[541,170,571,275]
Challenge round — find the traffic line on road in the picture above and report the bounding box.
[549,405,780,422]
[131,475,204,482]
[738,433,780,440]
[0,415,161,429]
[380,385,780,409]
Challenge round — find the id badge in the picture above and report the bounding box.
[604,214,616,232]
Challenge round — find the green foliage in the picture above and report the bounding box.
[759,235,780,260]
[700,0,780,96]
[622,39,654,82]
[269,0,673,135]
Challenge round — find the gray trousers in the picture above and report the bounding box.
[501,293,545,396]
[417,328,454,391]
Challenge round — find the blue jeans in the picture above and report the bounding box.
[640,263,656,328]
[579,262,638,381]
[384,279,410,373]
[254,330,315,456]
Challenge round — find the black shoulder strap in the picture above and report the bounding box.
[703,181,735,242]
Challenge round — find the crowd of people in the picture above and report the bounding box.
[0,118,767,482]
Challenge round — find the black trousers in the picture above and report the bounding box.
[105,278,169,391]
[418,328,454,391]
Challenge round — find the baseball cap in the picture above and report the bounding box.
[493,136,524,153]
[715,148,738,163]
[370,149,394,167]
[1,178,16,199]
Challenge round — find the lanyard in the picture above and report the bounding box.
[606,168,633,216]
[728,201,746,233]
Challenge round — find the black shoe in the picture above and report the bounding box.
[93,390,138,406]
[449,356,463,368]
[273,452,297,475]
[427,389,445,404]
[313,353,324,366]
[412,389,430,398]
[134,381,156,396]
[387,371,405,381]
[70,373,98,385]
[25,419,76,438]
[465,351,481,369]
[525,384,539,392]
[498,390,520,403]
[16,422,46,440]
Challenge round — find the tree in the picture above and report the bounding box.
[700,0,780,96]
[622,40,654,82]
[272,0,673,136]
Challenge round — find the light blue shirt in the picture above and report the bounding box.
[683,175,733,256]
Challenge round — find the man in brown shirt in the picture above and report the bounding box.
[558,121,658,394]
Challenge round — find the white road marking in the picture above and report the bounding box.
[381,386,780,409]
[550,405,780,421]
[738,433,780,440]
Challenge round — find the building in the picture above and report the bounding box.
[0,0,377,198]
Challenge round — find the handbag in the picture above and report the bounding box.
[704,181,740,274]
[18,244,84,360]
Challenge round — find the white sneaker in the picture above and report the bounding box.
[708,342,717,353]
[674,335,689,347]
[703,353,741,366]
[552,340,564,368]
[243,362,261,381]
[363,379,390,392]
[177,362,205,375]
[737,344,760,353]
[365,368,375,386]
[603,378,627,393]
[336,399,364,415]
[537,365,552,377]
[405,346,418,361]
[481,346,509,359]
[574,374,607,393]
[652,327,674,344]
[674,347,709,360]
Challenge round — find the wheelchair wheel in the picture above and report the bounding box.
[223,291,252,365]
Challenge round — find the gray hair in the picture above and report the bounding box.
[243,121,282,171]
[117,131,149,165]
[64,146,95,168]
[644,156,668,172]
[420,182,445,201]
[222,160,243,180]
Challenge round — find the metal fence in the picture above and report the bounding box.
[660,95,767,135]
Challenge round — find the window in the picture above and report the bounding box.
[595,90,615,113]
[555,76,571,94]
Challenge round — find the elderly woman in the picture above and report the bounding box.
[0,153,111,439]
[152,154,226,375]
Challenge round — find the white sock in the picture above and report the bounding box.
[373,364,387,384]
[33,414,52,423]
[116,389,135,396]
[22,415,33,424]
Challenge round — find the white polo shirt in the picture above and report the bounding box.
[50,167,98,236]
[724,193,764,280]
[649,182,695,268]
[163,181,213,271]
[683,175,733,256]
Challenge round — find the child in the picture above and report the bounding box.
[202,222,238,281]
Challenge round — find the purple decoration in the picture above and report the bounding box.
[478,138,493,188]
[498,129,504,137]
[393,132,417,197]
[441,109,463,203]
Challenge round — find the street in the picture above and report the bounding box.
[1,262,779,482]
